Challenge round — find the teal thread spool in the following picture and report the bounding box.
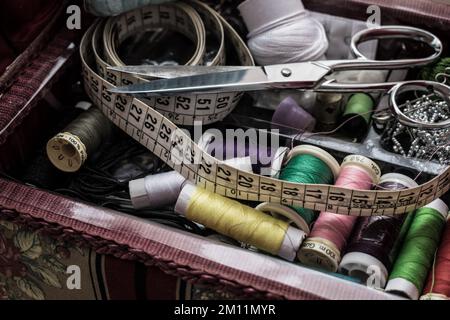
[267,145,340,233]
[341,93,374,140]
[385,199,449,300]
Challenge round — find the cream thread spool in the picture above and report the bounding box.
[314,92,344,131]
[175,183,306,261]
[298,155,381,272]
[46,106,113,172]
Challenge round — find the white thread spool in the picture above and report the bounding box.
[238,0,328,65]
[129,157,253,209]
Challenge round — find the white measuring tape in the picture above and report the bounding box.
[79,1,450,217]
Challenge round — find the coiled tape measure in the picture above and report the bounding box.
[79,1,450,216]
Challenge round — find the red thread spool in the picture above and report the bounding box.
[421,217,450,300]
[298,155,381,272]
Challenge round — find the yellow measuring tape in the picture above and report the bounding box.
[79,1,450,216]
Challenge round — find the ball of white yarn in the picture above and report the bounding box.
[248,12,329,65]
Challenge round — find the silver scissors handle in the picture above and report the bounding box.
[315,25,443,93]
[321,25,442,72]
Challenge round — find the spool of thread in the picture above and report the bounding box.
[264,145,340,233]
[339,173,418,288]
[386,199,449,300]
[421,216,450,300]
[340,93,374,139]
[314,92,343,131]
[238,0,328,65]
[129,156,253,209]
[84,0,175,16]
[175,184,306,261]
[200,132,284,175]
[46,106,113,172]
[298,155,381,272]
[271,96,316,134]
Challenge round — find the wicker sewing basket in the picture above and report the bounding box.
[0,0,449,300]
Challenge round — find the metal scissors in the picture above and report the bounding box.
[109,26,450,129]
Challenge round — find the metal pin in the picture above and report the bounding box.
[281,68,292,77]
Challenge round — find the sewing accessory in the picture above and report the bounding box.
[385,199,449,300]
[175,184,306,261]
[314,92,343,131]
[339,173,418,288]
[298,155,381,272]
[381,86,450,164]
[271,96,316,134]
[111,26,442,97]
[80,2,450,215]
[46,105,113,172]
[421,215,450,300]
[129,156,252,209]
[238,0,328,65]
[265,145,339,233]
[340,93,374,139]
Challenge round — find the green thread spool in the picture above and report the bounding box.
[389,208,416,265]
[341,93,374,140]
[276,145,339,233]
[385,199,449,300]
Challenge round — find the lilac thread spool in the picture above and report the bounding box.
[271,97,316,134]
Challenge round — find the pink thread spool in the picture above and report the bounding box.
[298,155,381,272]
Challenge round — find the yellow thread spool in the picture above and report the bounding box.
[175,184,305,261]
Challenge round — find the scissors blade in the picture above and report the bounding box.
[109,67,273,96]
[109,62,331,96]
[108,65,255,79]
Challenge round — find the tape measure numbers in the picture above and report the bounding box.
[80,1,450,216]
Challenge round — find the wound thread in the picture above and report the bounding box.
[47,106,112,172]
[339,173,418,288]
[175,184,305,261]
[298,155,380,272]
[386,199,448,300]
[421,217,450,300]
[275,145,339,232]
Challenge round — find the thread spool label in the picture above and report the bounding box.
[298,238,340,272]
[342,155,381,181]
[78,1,450,216]
[47,132,87,172]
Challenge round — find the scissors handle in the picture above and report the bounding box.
[320,25,442,72]
[315,79,398,93]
